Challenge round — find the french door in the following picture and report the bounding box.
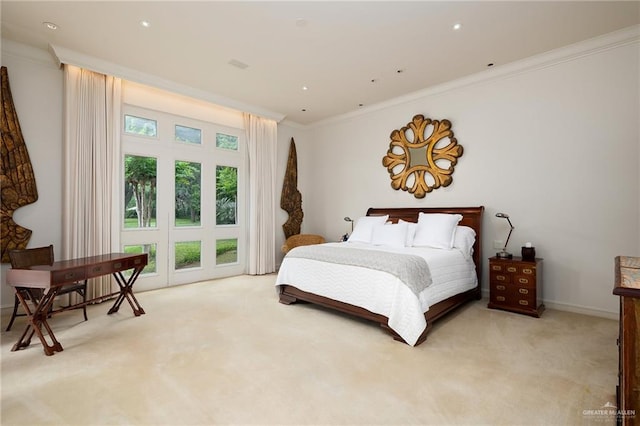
[120,105,245,291]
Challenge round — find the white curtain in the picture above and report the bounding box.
[62,65,121,299]
[243,113,277,275]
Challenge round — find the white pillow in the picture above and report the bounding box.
[371,221,408,248]
[412,213,463,249]
[453,226,476,258]
[347,215,389,243]
[399,219,417,247]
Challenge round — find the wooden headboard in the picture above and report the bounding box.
[366,206,485,286]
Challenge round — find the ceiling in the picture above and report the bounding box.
[2,1,639,125]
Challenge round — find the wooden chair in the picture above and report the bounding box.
[6,245,88,331]
[281,234,325,254]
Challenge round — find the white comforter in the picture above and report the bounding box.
[275,242,477,346]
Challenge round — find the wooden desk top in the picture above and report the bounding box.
[6,252,147,289]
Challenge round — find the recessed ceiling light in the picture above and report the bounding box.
[296,18,308,28]
[43,22,58,30]
[487,63,495,67]
[301,108,307,112]
[453,22,462,31]
[140,20,151,28]
[302,85,308,91]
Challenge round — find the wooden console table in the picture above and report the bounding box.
[6,252,148,356]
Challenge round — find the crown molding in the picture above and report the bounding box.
[309,24,640,129]
[48,43,286,123]
[278,118,307,130]
[1,38,60,69]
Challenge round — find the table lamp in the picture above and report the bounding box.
[342,217,354,241]
[344,217,354,232]
[496,212,514,259]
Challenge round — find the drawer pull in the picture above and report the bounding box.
[496,275,506,281]
[519,288,529,294]
[523,268,533,274]
[496,285,506,291]
[519,300,529,306]
[92,266,102,273]
[114,262,122,269]
[64,272,76,279]
[496,296,505,302]
[134,258,142,265]
[491,265,502,271]
[518,278,529,284]
[507,267,517,273]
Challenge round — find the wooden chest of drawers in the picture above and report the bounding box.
[487,256,544,317]
[614,256,640,425]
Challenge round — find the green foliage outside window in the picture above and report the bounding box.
[216,166,237,225]
[125,115,157,137]
[124,155,157,228]
[175,161,201,226]
[175,241,201,269]
[216,239,237,264]
[216,133,238,150]
[175,125,201,144]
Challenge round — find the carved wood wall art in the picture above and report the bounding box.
[1,66,38,263]
[280,137,303,239]
[382,114,463,199]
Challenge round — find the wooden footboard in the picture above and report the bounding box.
[278,206,484,346]
[279,284,478,345]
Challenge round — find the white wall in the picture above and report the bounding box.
[294,31,640,318]
[1,41,64,307]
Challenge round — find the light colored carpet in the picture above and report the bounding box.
[1,274,619,425]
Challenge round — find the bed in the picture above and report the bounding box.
[276,206,484,346]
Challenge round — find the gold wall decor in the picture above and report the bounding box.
[382,114,463,199]
[1,66,38,263]
[280,137,303,239]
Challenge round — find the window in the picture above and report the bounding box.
[121,102,245,289]
[216,238,237,265]
[216,133,238,150]
[175,124,202,144]
[124,114,157,137]
[124,155,157,228]
[175,161,201,227]
[216,165,237,225]
[175,240,201,270]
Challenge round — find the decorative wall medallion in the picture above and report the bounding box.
[382,114,463,199]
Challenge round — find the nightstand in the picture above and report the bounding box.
[487,256,544,317]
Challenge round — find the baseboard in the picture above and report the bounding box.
[542,300,618,321]
[481,288,618,321]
